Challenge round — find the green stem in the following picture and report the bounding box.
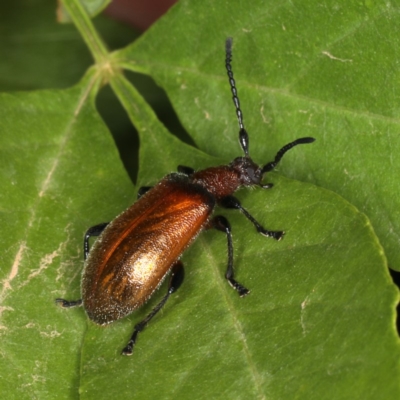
[109,73,164,134]
[60,0,109,64]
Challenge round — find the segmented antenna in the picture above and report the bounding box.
[225,37,249,156]
[262,137,315,173]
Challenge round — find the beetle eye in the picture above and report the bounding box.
[246,166,261,184]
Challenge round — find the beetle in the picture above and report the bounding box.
[56,38,315,356]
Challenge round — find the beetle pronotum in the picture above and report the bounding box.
[56,38,315,356]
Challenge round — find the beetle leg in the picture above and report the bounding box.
[177,165,195,176]
[55,298,82,308]
[261,183,274,189]
[84,223,109,260]
[122,260,185,356]
[55,223,109,308]
[218,195,285,241]
[209,215,250,297]
[137,186,153,199]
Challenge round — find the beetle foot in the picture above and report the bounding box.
[238,287,250,297]
[259,229,285,241]
[261,183,273,189]
[121,343,134,356]
[228,279,250,297]
[55,298,82,308]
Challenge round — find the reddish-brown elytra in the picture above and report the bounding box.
[56,38,315,356]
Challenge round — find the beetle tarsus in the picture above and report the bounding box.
[84,222,109,260]
[177,165,195,176]
[259,229,285,241]
[121,345,133,356]
[122,261,185,356]
[55,298,82,308]
[227,278,250,297]
[122,331,138,356]
[261,183,273,189]
[137,186,153,199]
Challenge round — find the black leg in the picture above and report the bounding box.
[219,195,284,240]
[84,223,109,260]
[177,165,195,176]
[261,183,274,190]
[55,298,83,308]
[137,186,152,199]
[55,222,109,309]
[209,215,249,297]
[122,260,185,356]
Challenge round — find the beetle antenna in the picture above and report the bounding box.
[226,37,249,156]
[261,137,315,174]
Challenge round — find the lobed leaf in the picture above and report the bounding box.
[0,0,399,399]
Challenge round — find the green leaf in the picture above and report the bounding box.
[0,0,399,399]
[116,0,400,271]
